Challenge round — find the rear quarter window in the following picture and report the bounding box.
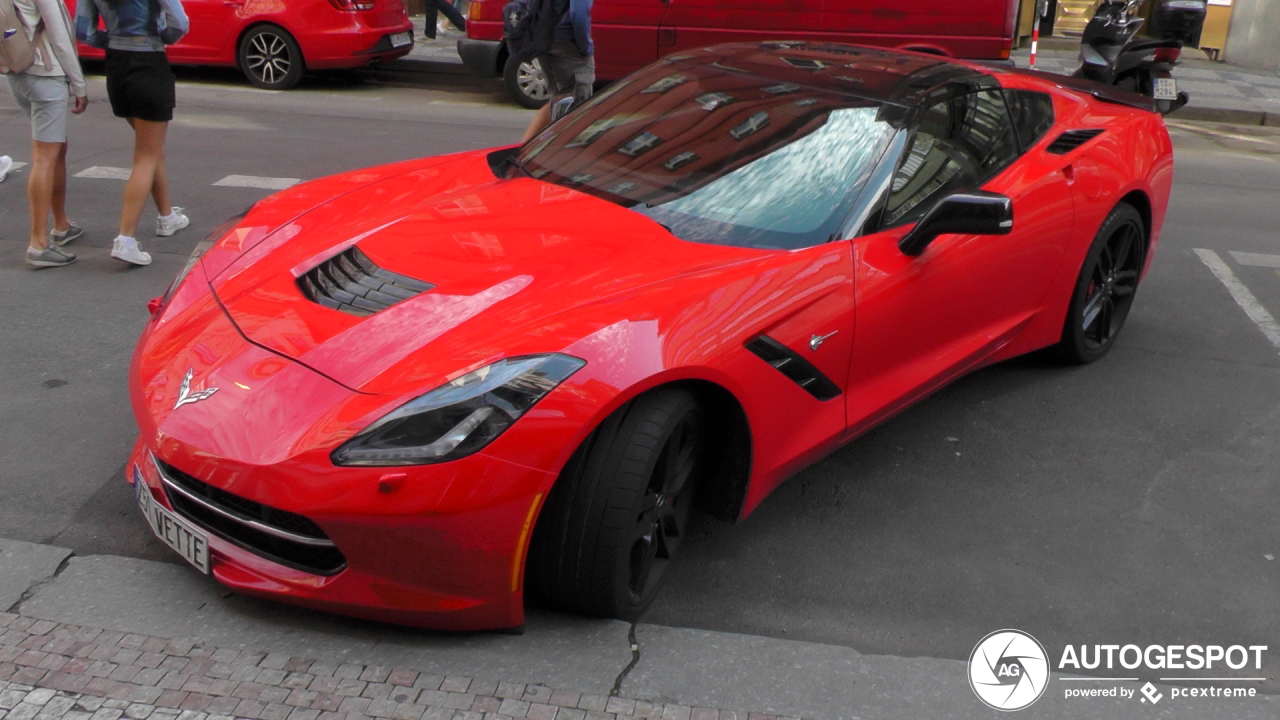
[1003,90,1056,151]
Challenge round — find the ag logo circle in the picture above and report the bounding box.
[968,629,1050,711]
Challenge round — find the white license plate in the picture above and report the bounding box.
[390,32,412,48]
[136,469,210,574]
[1154,77,1178,101]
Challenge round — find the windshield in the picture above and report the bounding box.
[513,61,899,250]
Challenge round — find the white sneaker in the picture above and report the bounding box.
[111,236,152,266]
[0,156,12,183]
[156,207,190,237]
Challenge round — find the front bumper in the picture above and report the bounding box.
[458,38,502,78]
[129,436,549,630]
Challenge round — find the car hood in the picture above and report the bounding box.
[208,152,764,395]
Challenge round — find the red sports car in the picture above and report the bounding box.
[66,0,414,89]
[128,43,1173,631]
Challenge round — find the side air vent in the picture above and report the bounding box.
[298,246,433,317]
[1046,128,1105,154]
[745,336,841,401]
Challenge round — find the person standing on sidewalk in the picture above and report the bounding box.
[519,0,593,143]
[3,0,89,268]
[76,0,190,267]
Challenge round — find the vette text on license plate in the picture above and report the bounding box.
[1154,78,1178,101]
[390,32,411,48]
[135,468,210,573]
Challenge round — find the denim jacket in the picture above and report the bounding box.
[75,0,189,53]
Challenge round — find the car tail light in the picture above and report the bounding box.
[1153,46,1182,63]
[468,0,484,20]
[328,0,376,10]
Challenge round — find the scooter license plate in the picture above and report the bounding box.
[1154,78,1178,101]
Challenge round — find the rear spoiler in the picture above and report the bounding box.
[1007,68,1159,113]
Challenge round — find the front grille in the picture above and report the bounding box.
[745,336,841,401]
[1045,128,1105,154]
[298,246,433,317]
[153,457,347,575]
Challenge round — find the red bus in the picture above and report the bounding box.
[458,0,1020,106]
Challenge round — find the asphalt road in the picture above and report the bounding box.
[2,69,1277,691]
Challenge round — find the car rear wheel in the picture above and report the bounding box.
[1056,202,1145,364]
[525,388,703,620]
[503,54,551,109]
[239,25,304,90]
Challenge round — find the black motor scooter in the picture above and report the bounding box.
[1074,0,1207,114]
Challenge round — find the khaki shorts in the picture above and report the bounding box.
[539,40,595,103]
[6,74,71,143]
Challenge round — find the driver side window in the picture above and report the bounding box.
[880,90,1019,228]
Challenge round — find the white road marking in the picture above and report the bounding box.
[173,114,273,131]
[213,175,300,190]
[1229,251,1280,268]
[4,161,29,174]
[176,82,280,95]
[1194,248,1280,355]
[75,166,132,180]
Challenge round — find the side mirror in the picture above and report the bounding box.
[898,191,1014,256]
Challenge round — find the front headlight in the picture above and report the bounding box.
[331,354,586,466]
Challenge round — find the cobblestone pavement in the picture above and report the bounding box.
[0,614,796,720]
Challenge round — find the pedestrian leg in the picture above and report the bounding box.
[150,143,172,218]
[119,118,169,238]
[26,140,64,251]
[50,142,71,233]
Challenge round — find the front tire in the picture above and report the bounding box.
[239,25,304,90]
[526,388,704,620]
[1055,203,1145,364]
[503,54,551,109]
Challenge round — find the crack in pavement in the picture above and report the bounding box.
[610,622,640,697]
[6,551,74,614]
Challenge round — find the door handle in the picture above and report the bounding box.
[1062,164,1076,184]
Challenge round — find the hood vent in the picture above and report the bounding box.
[745,336,841,401]
[1046,128,1105,154]
[298,246,434,317]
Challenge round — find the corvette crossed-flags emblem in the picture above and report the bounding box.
[173,369,218,410]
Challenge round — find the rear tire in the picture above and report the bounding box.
[504,54,551,109]
[526,388,704,620]
[239,25,304,90]
[1055,203,1145,364]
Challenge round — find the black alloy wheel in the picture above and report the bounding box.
[239,26,305,90]
[626,407,700,605]
[1057,202,1145,363]
[525,388,704,620]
